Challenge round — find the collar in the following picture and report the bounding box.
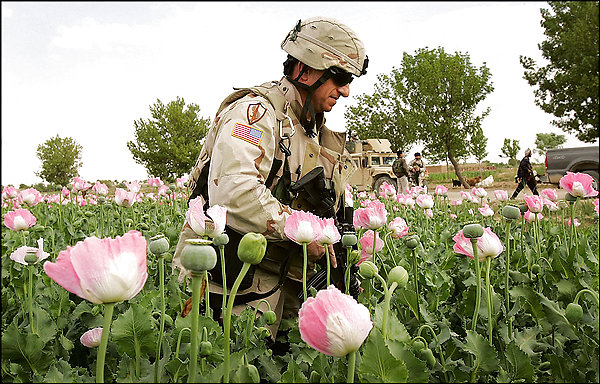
[278,77,325,133]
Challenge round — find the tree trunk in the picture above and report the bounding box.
[448,151,469,188]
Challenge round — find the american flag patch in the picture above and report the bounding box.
[232,123,263,146]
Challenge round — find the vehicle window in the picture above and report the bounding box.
[371,157,381,166]
[352,159,359,168]
[383,157,395,165]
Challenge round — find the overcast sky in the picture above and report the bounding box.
[1,1,593,187]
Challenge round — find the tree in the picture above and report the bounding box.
[471,126,489,172]
[534,132,566,156]
[345,47,493,188]
[520,1,599,143]
[500,138,520,166]
[127,97,211,182]
[35,135,83,186]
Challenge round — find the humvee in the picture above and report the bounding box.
[346,138,399,192]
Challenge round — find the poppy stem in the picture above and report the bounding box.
[471,239,481,332]
[96,302,115,384]
[347,350,356,383]
[188,273,203,383]
[302,243,308,302]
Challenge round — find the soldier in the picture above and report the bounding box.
[511,148,539,199]
[392,150,410,193]
[409,152,425,187]
[173,17,368,339]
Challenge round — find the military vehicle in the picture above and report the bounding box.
[346,138,399,192]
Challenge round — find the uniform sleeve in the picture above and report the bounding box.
[207,97,292,240]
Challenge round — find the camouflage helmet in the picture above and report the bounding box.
[281,17,368,77]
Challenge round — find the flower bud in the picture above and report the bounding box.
[502,205,521,220]
[84,211,94,218]
[309,371,322,383]
[263,310,277,325]
[233,363,261,383]
[412,339,425,352]
[420,347,436,368]
[565,302,583,323]
[97,196,106,203]
[169,184,177,191]
[213,233,230,247]
[358,260,378,279]
[237,232,267,265]
[342,232,357,247]
[531,264,541,274]
[348,250,361,265]
[180,239,217,274]
[149,234,170,255]
[462,223,484,238]
[200,340,212,357]
[256,326,271,339]
[405,235,420,249]
[387,266,409,288]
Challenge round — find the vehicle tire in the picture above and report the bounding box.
[581,170,599,192]
[373,176,396,193]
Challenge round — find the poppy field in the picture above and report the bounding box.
[1,173,599,383]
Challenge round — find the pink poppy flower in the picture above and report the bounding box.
[61,186,71,198]
[453,227,504,262]
[472,187,487,198]
[344,186,354,207]
[451,199,463,206]
[185,196,227,238]
[357,191,368,200]
[524,195,544,213]
[566,218,581,227]
[416,194,434,209]
[353,200,388,230]
[468,209,474,216]
[388,217,409,238]
[92,182,109,196]
[298,285,372,357]
[318,218,341,245]
[9,238,49,265]
[284,210,322,244]
[2,186,18,199]
[158,185,169,196]
[493,190,508,202]
[524,210,544,223]
[543,198,559,212]
[434,185,448,196]
[424,208,434,218]
[540,188,558,201]
[450,213,457,219]
[479,205,494,217]
[147,177,164,187]
[125,180,141,194]
[80,327,103,348]
[72,177,92,192]
[43,230,148,304]
[559,172,598,198]
[378,182,397,200]
[358,230,384,265]
[176,177,187,189]
[4,208,37,231]
[114,188,136,208]
[17,188,43,206]
[460,191,473,201]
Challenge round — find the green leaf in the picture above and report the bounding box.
[111,303,157,358]
[359,329,409,383]
[536,292,578,340]
[510,286,546,322]
[43,359,74,383]
[256,353,282,383]
[281,358,308,383]
[455,330,499,374]
[373,303,411,343]
[504,342,534,382]
[385,339,430,383]
[32,306,58,345]
[1,321,53,374]
[513,327,541,356]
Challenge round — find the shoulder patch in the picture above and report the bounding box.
[232,123,263,146]
[247,103,267,125]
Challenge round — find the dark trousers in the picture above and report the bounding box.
[512,177,539,198]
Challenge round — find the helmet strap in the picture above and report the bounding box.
[286,70,332,137]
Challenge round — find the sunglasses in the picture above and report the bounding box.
[328,67,354,86]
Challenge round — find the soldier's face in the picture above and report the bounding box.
[295,64,350,114]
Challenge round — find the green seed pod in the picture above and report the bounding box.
[342,232,358,247]
[149,234,170,255]
[213,233,229,246]
[200,340,212,357]
[97,196,106,203]
[113,211,120,219]
[7,297,15,306]
[412,339,425,352]
[531,264,541,274]
[237,232,267,265]
[405,235,420,249]
[263,310,277,325]
[348,250,361,265]
[565,302,583,323]
[462,223,484,238]
[233,363,260,383]
[138,223,150,231]
[163,313,173,327]
[84,211,94,218]
[180,240,217,274]
[24,251,38,265]
[539,361,551,371]
[388,265,409,288]
[309,370,322,383]
[420,348,436,368]
[358,260,378,280]
[169,184,177,191]
[502,205,521,220]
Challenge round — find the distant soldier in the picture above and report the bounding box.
[173,17,368,339]
[392,150,410,193]
[409,152,425,187]
[511,148,539,198]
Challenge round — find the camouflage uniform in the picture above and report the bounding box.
[409,157,425,187]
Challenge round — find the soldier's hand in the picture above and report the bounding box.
[306,241,337,268]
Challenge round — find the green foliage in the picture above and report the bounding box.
[127,97,211,182]
[520,1,599,143]
[534,132,567,156]
[500,138,521,163]
[471,126,488,163]
[35,134,83,186]
[345,47,493,178]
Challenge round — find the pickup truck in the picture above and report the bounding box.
[544,146,599,190]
